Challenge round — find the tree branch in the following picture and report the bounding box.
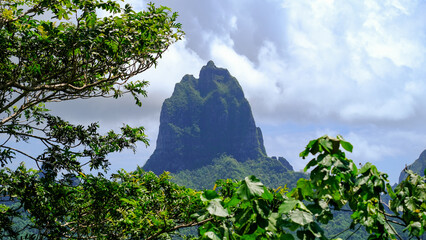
[1,145,38,161]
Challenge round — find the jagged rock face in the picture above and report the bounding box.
[399,149,426,183]
[143,61,267,174]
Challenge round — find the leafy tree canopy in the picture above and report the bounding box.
[1,135,425,239]
[1,166,205,239]
[1,0,185,236]
[192,136,425,240]
[0,0,183,174]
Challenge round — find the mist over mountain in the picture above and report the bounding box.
[143,61,292,175]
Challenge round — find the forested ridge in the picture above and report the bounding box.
[1,0,425,239]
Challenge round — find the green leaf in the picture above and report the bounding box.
[340,140,353,152]
[319,155,334,167]
[386,183,396,199]
[289,209,314,226]
[319,138,333,152]
[307,222,324,238]
[296,179,313,199]
[237,175,264,200]
[359,162,373,174]
[405,197,417,212]
[202,190,219,201]
[225,196,240,208]
[278,199,298,214]
[261,187,273,201]
[207,199,229,217]
[120,198,137,206]
[254,199,270,218]
[300,149,310,158]
[203,231,221,240]
[304,159,317,172]
[407,221,422,236]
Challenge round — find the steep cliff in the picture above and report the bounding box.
[143,61,268,174]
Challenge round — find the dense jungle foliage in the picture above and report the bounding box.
[172,155,306,190]
[1,136,425,239]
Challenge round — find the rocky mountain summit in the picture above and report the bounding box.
[143,61,291,174]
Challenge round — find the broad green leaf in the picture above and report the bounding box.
[405,197,417,212]
[408,221,422,236]
[254,199,270,218]
[300,149,310,158]
[319,138,333,152]
[261,187,273,201]
[359,162,373,174]
[237,175,264,200]
[304,159,317,172]
[307,139,318,148]
[340,140,353,152]
[266,212,279,232]
[202,190,219,201]
[289,209,314,226]
[278,199,298,214]
[307,222,324,238]
[319,155,334,167]
[296,179,313,199]
[204,231,221,240]
[225,196,240,208]
[207,199,229,217]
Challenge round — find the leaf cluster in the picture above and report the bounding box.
[0,0,183,174]
[1,136,425,239]
[292,135,425,239]
[0,166,205,239]
[190,136,425,239]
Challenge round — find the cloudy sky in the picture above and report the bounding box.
[46,0,426,184]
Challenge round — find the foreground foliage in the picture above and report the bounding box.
[1,136,425,239]
[0,0,183,173]
[192,136,425,239]
[1,167,204,239]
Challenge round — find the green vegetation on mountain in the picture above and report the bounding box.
[172,155,306,190]
[143,61,267,174]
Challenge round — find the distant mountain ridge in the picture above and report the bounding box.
[143,61,292,174]
[399,149,426,183]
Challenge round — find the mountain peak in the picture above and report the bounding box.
[143,61,268,174]
[206,60,216,67]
